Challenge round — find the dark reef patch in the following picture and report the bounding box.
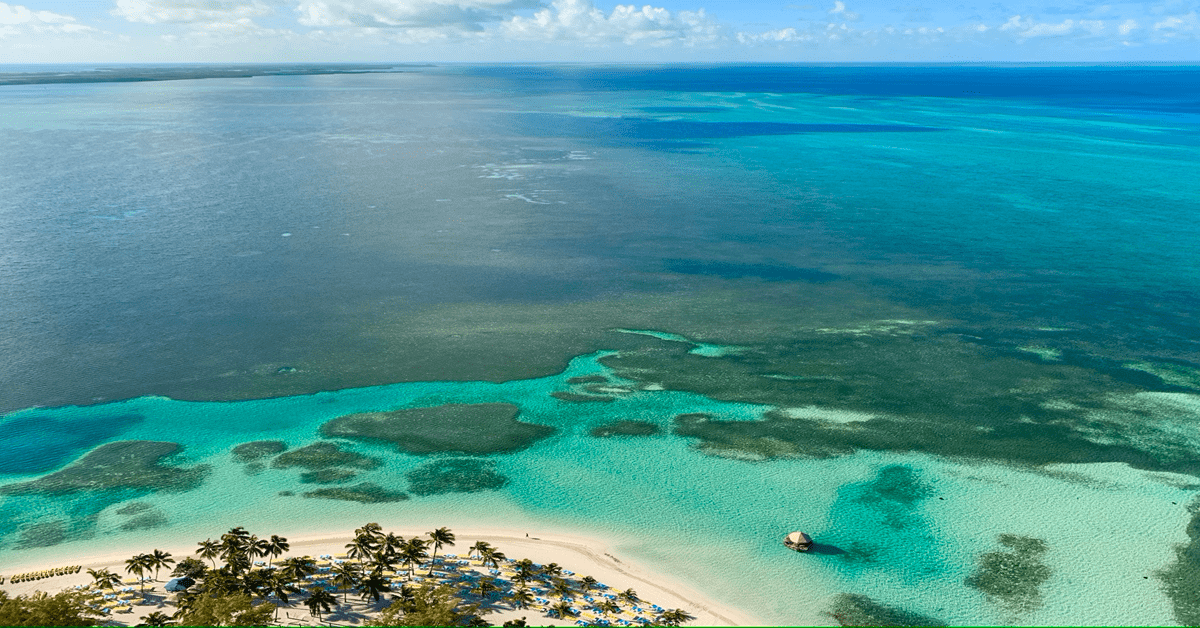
[15,519,70,549]
[405,458,508,496]
[854,465,934,530]
[114,501,152,516]
[0,412,143,474]
[321,403,555,455]
[590,420,660,438]
[0,441,209,496]
[301,482,408,503]
[551,392,615,403]
[271,442,380,471]
[300,468,358,484]
[120,511,168,531]
[965,534,1051,614]
[231,440,287,463]
[1157,500,1200,625]
[826,593,945,626]
[605,333,1200,475]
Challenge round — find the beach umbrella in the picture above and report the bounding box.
[164,577,195,592]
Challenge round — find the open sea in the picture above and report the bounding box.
[1,64,1199,625]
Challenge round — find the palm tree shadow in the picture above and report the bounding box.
[805,543,848,556]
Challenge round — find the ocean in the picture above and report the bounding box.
[1,63,1198,625]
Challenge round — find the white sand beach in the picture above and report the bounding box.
[0,523,768,626]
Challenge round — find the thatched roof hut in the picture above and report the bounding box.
[783,531,813,552]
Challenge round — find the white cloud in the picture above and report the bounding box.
[1153,11,1197,35]
[1118,18,1137,35]
[737,26,808,43]
[501,0,722,46]
[113,0,273,25]
[0,1,96,36]
[827,0,858,22]
[296,0,537,30]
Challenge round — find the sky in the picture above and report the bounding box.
[0,0,1197,63]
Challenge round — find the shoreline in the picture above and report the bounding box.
[0,521,770,626]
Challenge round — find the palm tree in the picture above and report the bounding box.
[399,538,429,580]
[220,527,251,566]
[382,532,405,559]
[280,556,318,583]
[305,587,336,621]
[550,578,573,602]
[427,527,456,574]
[150,549,175,580]
[259,572,300,622]
[355,522,385,541]
[579,575,598,593]
[260,534,289,567]
[346,534,377,564]
[469,540,492,559]
[124,554,153,593]
[618,588,640,606]
[88,567,121,591]
[598,599,620,619]
[549,600,575,619]
[196,539,221,568]
[358,571,392,603]
[331,561,362,604]
[512,559,537,587]
[142,610,173,626]
[507,587,534,610]
[474,577,500,600]
[480,547,506,570]
[541,562,564,579]
[368,549,400,576]
[657,608,696,626]
[250,535,272,563]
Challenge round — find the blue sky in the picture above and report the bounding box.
[1,0,1197,62]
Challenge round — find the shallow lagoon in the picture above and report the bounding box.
[1,350,1195,625]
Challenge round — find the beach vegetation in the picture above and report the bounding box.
[197,538,221,567]
[140,610,174,626]
[359,572,393,603]
[150,549,175,579]
[506,587,534,609]
[172,589,274,626]
[502,617,528,627]
[87,567,120,590]
[549,600,576,618]
[367,583,487,626]
[0,590,102,626]
[172,557,208,580]
[400,537,430,579]
[427,526,456,574]
[332,562,363,603]
[124,553,154,593]
[656,608,696,625]
[618,588,640,605]
[304,586,336,621]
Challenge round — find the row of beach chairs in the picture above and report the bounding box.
[4,564,82,584]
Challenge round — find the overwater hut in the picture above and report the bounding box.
[783,531,813,552]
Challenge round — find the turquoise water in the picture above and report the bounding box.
[2,351,1196,625]
[2,64,1200,625]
